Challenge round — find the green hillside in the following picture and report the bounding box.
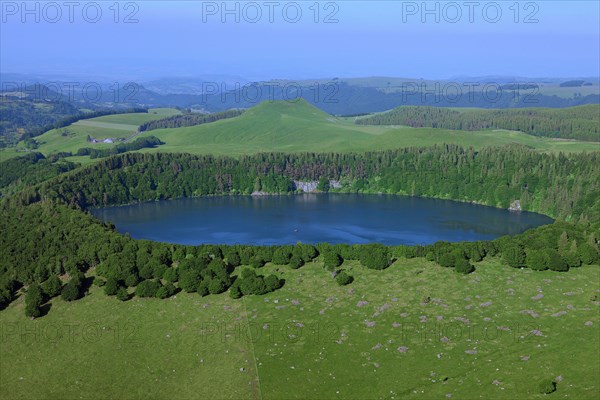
[138,100,598,156]
[5,108,180,157]
[2,101,597,163]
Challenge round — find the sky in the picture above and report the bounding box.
[1,1,599,81]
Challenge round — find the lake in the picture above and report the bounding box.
[92,194,553,246]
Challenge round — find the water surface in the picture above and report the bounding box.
[92,194,553,246]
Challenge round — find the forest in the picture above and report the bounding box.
[139,109,244,131]
[355,105,600,142]
[11,145,599,223]
[1,145,599,317]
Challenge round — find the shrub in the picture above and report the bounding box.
[229,283,242,299]
[538,379,556,394]
[264,274,283,291]
[208,278,227,295]
[438,253,456,268]
[41,275,62,298]
[136,279,161,298]
[563,252,581,268]
[359,244,391,270]
[272,247,292,265]
[197,280,209,297]
[163,268,179,283]
[579,243,599,265]
[323,252,343,271]
[289,255,304,269]
[335,271,354,286]
[547,250,569,272]
[454,259,475,274]
[226,250,241,267]
[116,287,129,301]
[179,270,201,292]
[104,277,120,296]
[527,250,549,271]
[25,283,44,318]
[156,283,176,299]
[61,281,81,301]
[503,245,526,268]
[250,256,266,269]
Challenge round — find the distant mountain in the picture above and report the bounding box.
[2,74,598,116]
[142,75,250,95]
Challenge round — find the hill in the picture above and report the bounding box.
[356,105,600,142]
[2,101,597,163]
[4,108,179,157]
[136,100,599,156]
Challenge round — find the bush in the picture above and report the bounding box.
[438,253,456,268]
[116,287,129,301]
[226,251,241,267]
[547,250,569,272]
[136,279,161,298]
[323,252,343,271]
[41,275,62,298]
[104,277,120,296]
[264,274,283,291]
[197,280,209,297]
[208,278,227,295]
[25,283,44,318]
[503,245,526,268]
[250,256,266,269]
[335,271,354,286]
[359,244,391,270]
[156,282,176,299]
[563,252,581,268]
[454,259,475,274]
[61,281,81,301]
[163,268,179,283]
[179,270,201,293]
[289,255,304,269]
[538,379,556,394]
[527,250,549,271]
[229,283,242,299]
[272,248,292,265]
[579,243,599,265]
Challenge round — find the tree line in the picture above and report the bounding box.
[75,136,164,159]
[355,105,600,142]
[2,146,599,317]
[139,109,244,132]
[11,145,599,223]
[1,200,597,318]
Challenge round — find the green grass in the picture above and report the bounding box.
[1,102,597,163]
[1,259,598,399]
[135,100,598,157]
[0,108,181,157]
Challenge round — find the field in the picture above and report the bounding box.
[2,108,180,157]
[1,258,598,399]
[135,100,599,156]
[1,102,597,163]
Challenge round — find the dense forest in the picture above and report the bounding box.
[0,98,79,145]
[139,109,244,131]
[355,105,600,142]
[0,152,79,196]
[11,145,600,223]
[0,94,148,145]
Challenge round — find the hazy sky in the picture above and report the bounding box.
[1,1,599,80]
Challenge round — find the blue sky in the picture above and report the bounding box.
[1,1,598,80]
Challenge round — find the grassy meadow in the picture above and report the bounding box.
[1,258,598,399]
[1,101,598,163]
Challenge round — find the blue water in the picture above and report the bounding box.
[92,194,553,246]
